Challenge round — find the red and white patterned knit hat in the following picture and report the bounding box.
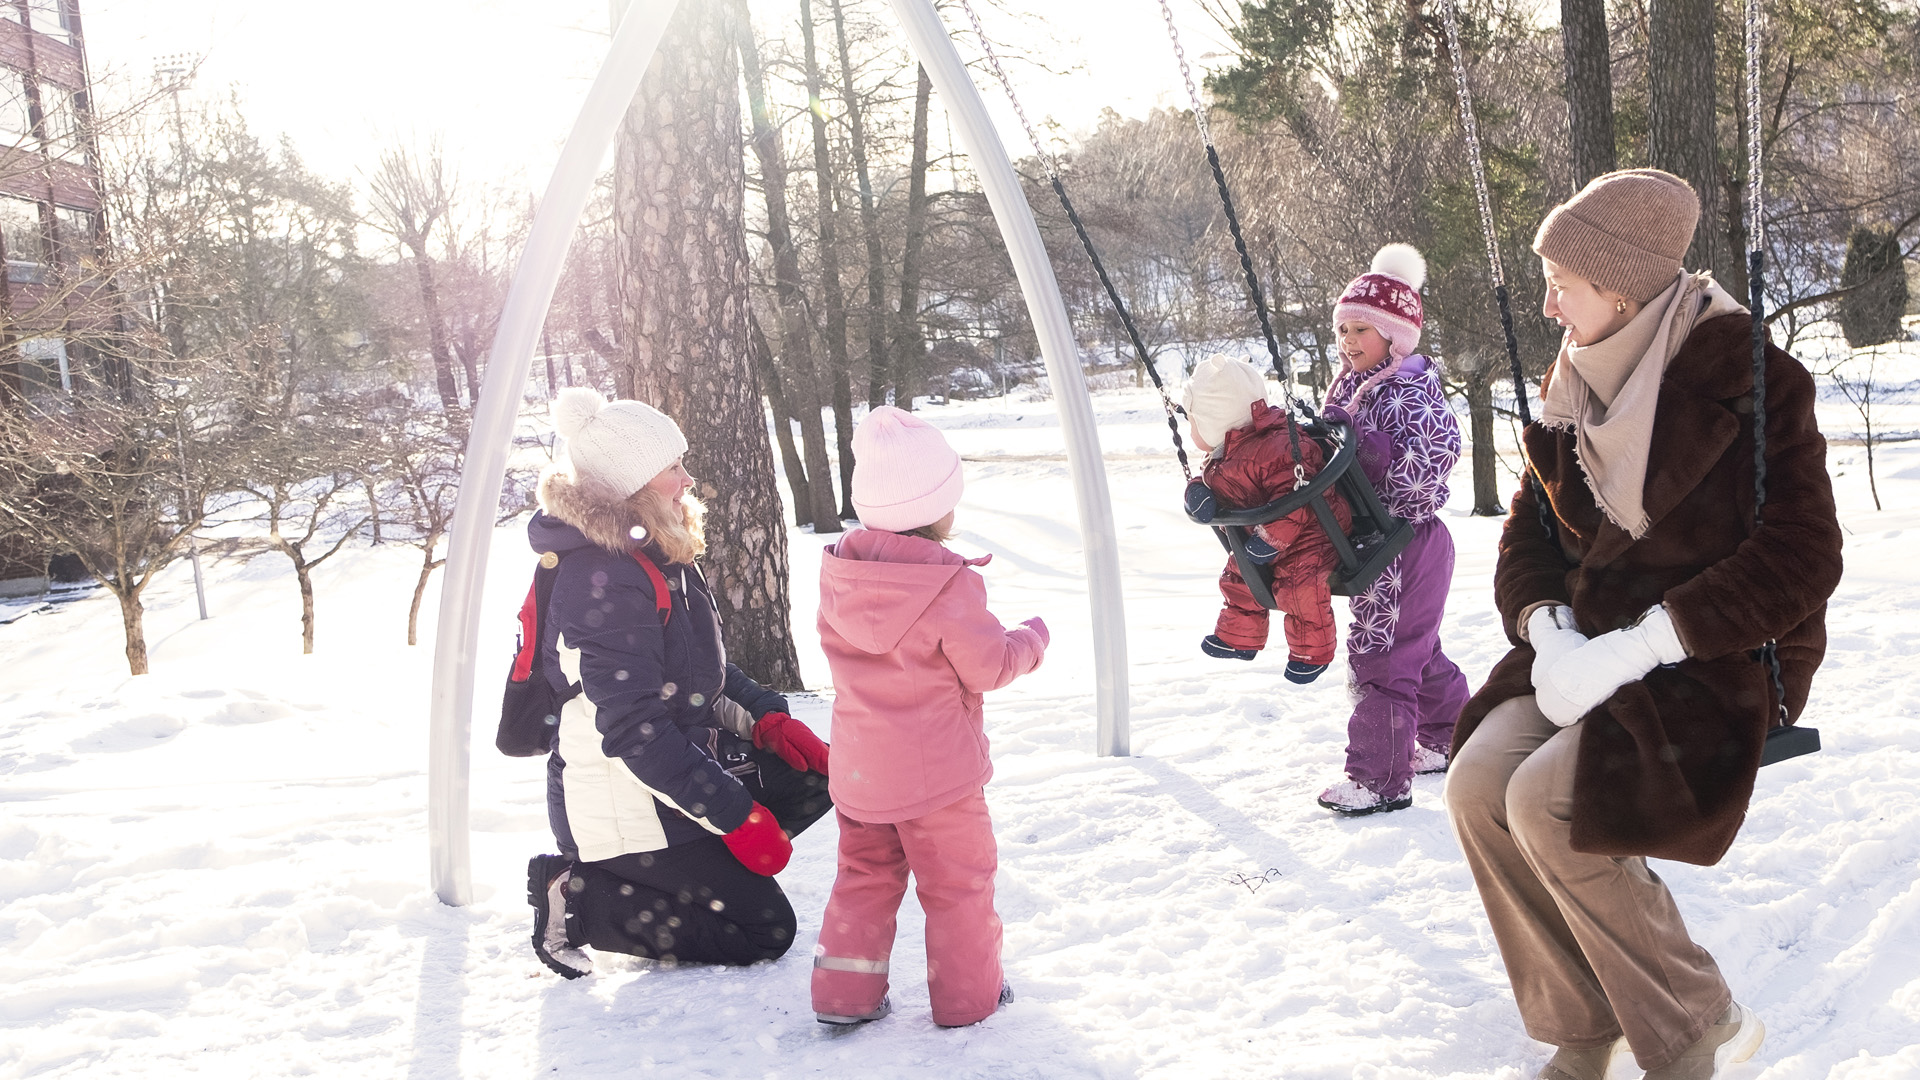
[1332,243,1428,362]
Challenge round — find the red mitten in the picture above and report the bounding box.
[722,802,792,876]
[1021,616,1050,647]
[752,711,830,776]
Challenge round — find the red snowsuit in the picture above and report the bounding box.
[1206,401,1351,663]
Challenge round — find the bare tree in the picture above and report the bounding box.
[366,142,463,411]
[736,3,843,531]
[798,0,858,519]
[0,380,233,674]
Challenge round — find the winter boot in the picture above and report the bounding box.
[1412,744,1450,775]
[1202,634,1258,661]
[1535,1038,1626,1080]
[1643,1003,1764,1079]
[527,854,591,980]
[1316,778,1412,816]
[1284,659,1329,684]
[817,995,892,1027]
[934,981,1015,1029]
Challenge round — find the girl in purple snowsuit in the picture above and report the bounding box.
[1315,244,1469,815]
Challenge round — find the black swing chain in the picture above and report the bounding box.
[1438,0,1551,536]
[1157,0,1308,488]
[957,0,1194,480]
[1744,0,1789,723]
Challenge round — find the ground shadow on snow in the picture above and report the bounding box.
[405,914,469,1079]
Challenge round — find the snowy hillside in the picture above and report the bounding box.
[3,383,1918,1079]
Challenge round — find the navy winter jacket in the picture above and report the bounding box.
[528,509,788,859]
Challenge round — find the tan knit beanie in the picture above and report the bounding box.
[1532,168,1700,303]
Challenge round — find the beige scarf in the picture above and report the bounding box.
[1540,271,1747,538]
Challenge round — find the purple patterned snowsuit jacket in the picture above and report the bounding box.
[1322,355,1470,798]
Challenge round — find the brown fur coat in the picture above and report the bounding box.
[538,470,645,555]
[1454,313,1843,865]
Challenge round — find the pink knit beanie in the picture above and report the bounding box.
[1332,243,1427,362]
[850,406,964,532]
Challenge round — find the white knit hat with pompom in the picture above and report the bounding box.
[552,387,688,499]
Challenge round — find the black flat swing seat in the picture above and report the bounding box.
[1187,414,1415,603]
[1761,724,1820,767]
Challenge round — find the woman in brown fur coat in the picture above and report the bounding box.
[1445,170,1843,1079]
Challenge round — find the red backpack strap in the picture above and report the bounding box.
[630,548,673,626]
[508,579,541,682]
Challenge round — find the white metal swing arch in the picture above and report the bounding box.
[428,0,1130,906]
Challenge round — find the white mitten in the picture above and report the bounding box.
[1547,605,1688,721]
[1527,604,1590,727]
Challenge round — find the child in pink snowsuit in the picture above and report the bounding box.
[811,406,1049,1028]
[1315,243,1470,816]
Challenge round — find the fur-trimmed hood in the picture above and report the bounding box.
[537,469,644,555]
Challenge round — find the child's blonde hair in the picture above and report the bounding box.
[902,516,954,543]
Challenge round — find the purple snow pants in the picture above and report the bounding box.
[1344,516,1470,799]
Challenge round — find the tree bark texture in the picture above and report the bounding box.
[1648,0,1733,284]
[118,589,148,676]
[297,558,316,655]
[799,0,858,518]
[408,547,442,646]
[829,0,891,410]
[892,64,934,412]
[735,5,841,532]
[1560,0,1617,187]
[613,0,803,688]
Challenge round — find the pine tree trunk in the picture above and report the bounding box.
[829,0,891,410]
[1465,373,1504,515]
[613,0,803,688]
[892,64,934,413]
[735,5,840,532]
[799,0,858,518]
[117,586,148,676]
[1560,0,1616,187]
[1648,0,1734,284]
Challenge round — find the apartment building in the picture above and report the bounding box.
[0,0,102,593]
[0,0,103,404]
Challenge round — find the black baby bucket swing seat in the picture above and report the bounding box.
[1432,0,1817,765]
[957,0,1412,604]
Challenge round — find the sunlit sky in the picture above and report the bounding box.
[80,0,1238,215]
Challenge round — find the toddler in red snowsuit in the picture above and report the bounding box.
[1184,354,1351,683]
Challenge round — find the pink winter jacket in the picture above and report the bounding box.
[818,528,1047,824]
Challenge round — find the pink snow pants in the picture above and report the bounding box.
[811,788,1003,1027]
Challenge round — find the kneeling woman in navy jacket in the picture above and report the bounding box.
[525,389,831,977]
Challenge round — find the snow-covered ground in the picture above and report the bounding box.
[3,379,1919,1079]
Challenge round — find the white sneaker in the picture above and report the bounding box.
[1316,779,1412,815]
[1412,744,1450,775]
[1644,1002,1765,1078]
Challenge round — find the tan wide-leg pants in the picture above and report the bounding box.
[1445,696,1731,1070]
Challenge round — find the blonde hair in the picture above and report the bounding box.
[902,514,954,543]
[630,487,706,565]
